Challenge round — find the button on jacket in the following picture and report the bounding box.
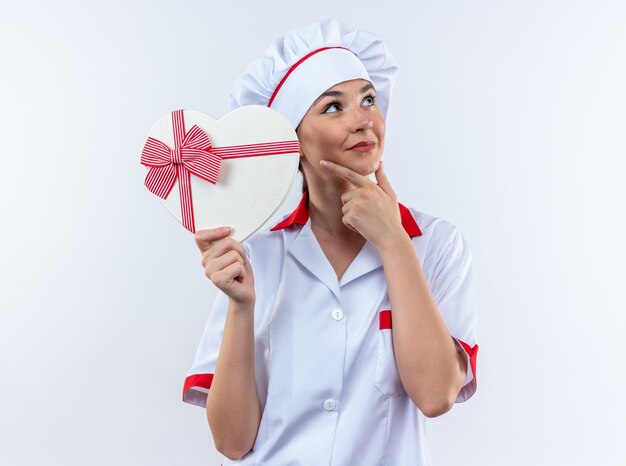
[183,193,479,465]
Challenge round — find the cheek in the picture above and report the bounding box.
[306,126,343,155]
[376,116,386,138]
[319,132,342,151]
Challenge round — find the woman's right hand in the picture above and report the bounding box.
[194,227,255,307]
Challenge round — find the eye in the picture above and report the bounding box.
[322,101,341,114]
[321,94,377,114]
[363,94,377,106]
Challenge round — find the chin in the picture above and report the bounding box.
[362,160,382,176]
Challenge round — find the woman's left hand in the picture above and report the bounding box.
[320,159,406,251]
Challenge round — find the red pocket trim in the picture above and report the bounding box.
[379,309,392,329]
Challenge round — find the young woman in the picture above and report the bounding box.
[183,19,479,465]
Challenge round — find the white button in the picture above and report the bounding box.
[331,308,344,321]
[323,399,337,411]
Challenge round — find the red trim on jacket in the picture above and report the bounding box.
[379,310,393,329]
[270,191,311,231]
[182,373,214,398]
[456,339,479,381]
[270,191,423,238]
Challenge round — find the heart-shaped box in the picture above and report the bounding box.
[141,106,300,242]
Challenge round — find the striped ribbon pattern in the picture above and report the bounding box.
[141,109,300,233]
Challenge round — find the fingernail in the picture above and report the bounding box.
[222,226,231,234]
[320,160,329,166]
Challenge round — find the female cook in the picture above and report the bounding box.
[182,18,479,465]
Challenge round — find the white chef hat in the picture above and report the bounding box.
[229,19,398,129]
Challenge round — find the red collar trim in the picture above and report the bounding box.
[270,191,423,238]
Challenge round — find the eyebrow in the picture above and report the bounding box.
[313,82,375,106]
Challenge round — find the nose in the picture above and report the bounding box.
[349,107,373,132]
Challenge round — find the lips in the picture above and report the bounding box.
[348,141,375,150]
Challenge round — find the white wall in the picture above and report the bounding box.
[1,1,624,464]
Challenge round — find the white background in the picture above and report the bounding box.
[1,1,625,465]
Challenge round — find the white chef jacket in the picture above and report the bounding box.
[183,192,479,465]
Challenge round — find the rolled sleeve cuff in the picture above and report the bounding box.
[182,373,214,408]
[452,337,479,403]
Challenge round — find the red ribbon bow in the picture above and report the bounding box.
[141,109,300,233]
[141,110,221,232]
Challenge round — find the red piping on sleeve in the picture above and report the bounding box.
[455,339,479,381]
[182,373,214,398]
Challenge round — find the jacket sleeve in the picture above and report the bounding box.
[181,288,229,408]
[429,226,480,403]
[181,242,253,408]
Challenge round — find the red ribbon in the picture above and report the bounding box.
[141,109,300,233]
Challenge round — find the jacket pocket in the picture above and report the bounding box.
[374,310,403,397]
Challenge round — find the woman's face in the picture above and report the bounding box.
[296,78,385,187]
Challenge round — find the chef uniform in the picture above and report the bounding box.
[183,19,479,466]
